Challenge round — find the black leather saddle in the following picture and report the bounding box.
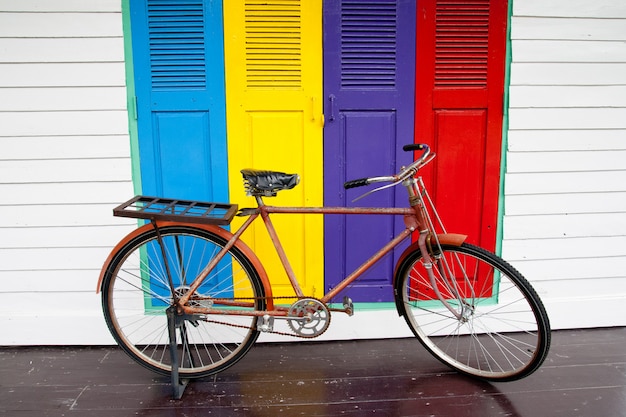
[241,169,300,197]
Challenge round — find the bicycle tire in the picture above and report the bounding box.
[395,242,550,381]
[101,225,265,378]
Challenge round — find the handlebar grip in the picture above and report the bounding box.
[344,178,369,189]
[402,143,428,152]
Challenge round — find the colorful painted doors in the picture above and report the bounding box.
[223,0,324,298]
[129,0,228,202]
[323,0,417,302]
[127,0,508,304]
[415,0,508,252]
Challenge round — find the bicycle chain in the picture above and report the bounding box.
[193,295,332,339]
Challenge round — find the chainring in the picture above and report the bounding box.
[287,298,330,338]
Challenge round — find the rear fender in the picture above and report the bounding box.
[96,221,273,307]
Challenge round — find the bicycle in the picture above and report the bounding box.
[97,144,551,393]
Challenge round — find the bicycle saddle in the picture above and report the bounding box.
[241,169,300,197]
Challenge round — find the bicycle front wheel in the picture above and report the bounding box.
[396,243,550,381]
[101,225,265,378]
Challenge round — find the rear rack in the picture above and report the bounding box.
[113,196,238,226]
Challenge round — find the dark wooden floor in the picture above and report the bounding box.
[1,327,625,417]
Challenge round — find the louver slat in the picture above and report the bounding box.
[435,0,489,88]
[341,0,397,88]
[245,0,302,88]
[147,0,206,89]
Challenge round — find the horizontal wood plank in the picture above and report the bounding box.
[0,38,124,63]
[0,63,125,87]
[509,256,626,281]
[0,246,119,271]
[503,212,626,239]
[513,40,626,63]
[509,108,626,130]
[0,204,133,227]
[0,135,131,160]
[0,0,120,12]
[508,130,626,151]
[533,277,626,300]
[511,17,626,41]
[509,86,626,108]
[0,224,136,250]
[510,62,626,85]
[0,12,122,37]
[501,235,626,260]
[0,158,131,183]
[0,269,104,292]
[506,150,626,173]
[505,192,626,215]
[0,110,129,136]
[0,292,103,316]
[514,0,626,18]
[0,87,127,111]
[0,182,134,205]
[505,171,626,194]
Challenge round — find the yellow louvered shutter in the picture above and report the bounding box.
[224,0,323,298]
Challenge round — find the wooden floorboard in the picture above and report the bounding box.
[1,327,625,417]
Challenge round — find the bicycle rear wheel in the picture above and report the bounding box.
[395,243,550,381]
[101,225,265,378]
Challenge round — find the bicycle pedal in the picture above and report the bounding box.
[343,296,354,316]
[257,314,274,332]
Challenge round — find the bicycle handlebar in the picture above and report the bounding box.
[344,178,370,189]
[343,144,431,190]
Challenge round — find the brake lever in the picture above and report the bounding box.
[351,180,402,203]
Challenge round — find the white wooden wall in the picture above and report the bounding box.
[0,0,624,346]
[504,0,626,329]
[0,0,136,344]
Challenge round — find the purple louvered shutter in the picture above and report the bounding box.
[323,0,416,303]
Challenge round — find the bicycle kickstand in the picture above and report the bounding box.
[166,306,190,400]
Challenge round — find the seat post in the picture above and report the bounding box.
[255,195,265,207]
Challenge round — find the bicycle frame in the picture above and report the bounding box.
[177,176,466,320]
[175,205,413,317]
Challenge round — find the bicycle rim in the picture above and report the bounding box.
[398,243,550,381]
[102,226,265,378]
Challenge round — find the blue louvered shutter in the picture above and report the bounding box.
[129,0,233,306]
[148,1,207,89]
[130,0,228,202]
[323,0,416,303]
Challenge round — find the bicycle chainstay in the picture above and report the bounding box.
[190,295,332,339]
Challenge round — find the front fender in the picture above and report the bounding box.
[392,233,467,315]
[96,221,273,307]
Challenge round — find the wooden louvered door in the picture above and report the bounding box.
[130,0,228,202]
[323,0,416,302]
[129,0,231,308]
[415,0,508,251]
[224,0,324,298]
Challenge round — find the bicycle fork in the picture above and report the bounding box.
[405,179,471,321]
[415,228,470,321]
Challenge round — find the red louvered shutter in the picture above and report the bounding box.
[415,0,507,252]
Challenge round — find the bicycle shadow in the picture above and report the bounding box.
[138,364,523,417]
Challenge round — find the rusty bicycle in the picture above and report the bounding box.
[97,144,550,396]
